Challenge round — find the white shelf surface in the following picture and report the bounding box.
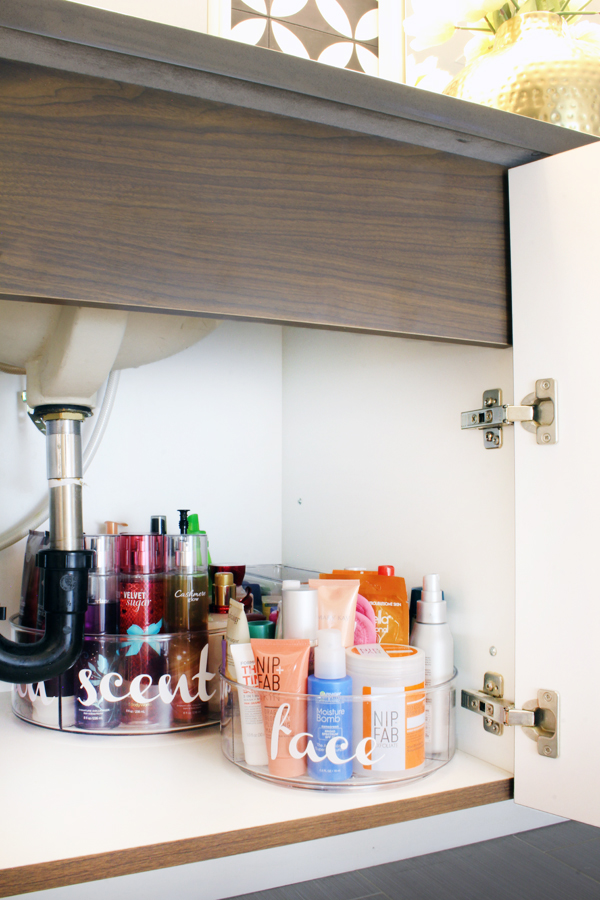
[0,693,513,871]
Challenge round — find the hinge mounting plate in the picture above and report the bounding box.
[461,672,559,757]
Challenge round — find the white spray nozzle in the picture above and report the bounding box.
[423,574,441,594]
[314,628,346,680]
[417,574,447,624]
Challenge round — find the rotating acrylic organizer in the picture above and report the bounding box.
[221,641,457,792]
[11,531,222,733]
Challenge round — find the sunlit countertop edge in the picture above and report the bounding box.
[0,0,596,168]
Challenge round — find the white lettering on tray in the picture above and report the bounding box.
[75,644,215,706]
[269,703,384,765]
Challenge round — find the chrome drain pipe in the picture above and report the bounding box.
[0,407,94,683]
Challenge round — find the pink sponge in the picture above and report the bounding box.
[354,594,377,644]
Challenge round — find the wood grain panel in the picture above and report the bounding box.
[0,779,512,897]
[0,60,510,346]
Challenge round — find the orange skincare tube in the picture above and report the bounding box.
[251,638,310,778]
[308,579,360,648]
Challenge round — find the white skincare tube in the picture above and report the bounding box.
[225,598,251,679]
[230,642,269,767]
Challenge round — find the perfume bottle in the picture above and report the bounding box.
[74,535,120,731]
[119,534,166,728]
[164,534,210,725]
[212,571,235,614]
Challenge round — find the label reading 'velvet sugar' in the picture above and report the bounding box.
[119,578,165,632]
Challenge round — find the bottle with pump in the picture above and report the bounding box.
[164,535,209,632]
[178,509,190,534]
[409,574,454,759]
[307,629,353,782]
[164,534,210,724]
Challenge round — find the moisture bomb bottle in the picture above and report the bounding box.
[307,628,353,783]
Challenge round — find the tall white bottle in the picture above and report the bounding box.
[409,574,454,760]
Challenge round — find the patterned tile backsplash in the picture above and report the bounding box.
[230,0,378,75]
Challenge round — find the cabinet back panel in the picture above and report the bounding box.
[0,60,510,346]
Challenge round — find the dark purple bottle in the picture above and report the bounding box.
[33,532,75,700]
[18,530,49,629]
[74,536,120,730]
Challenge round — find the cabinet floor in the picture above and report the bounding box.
[224,821,600,900]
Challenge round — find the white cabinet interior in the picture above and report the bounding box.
[5,142,593,897]
[0,318,523,899]
[1,322,517,778]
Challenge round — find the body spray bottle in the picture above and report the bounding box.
[164,534,210,725]
[119,534,166,727]
[75,535,120,730]
[409,574,454,759]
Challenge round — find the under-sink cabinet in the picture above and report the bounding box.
[0,3,598,898]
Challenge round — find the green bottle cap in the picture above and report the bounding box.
[248,620,275,640]
[187,515,211,563]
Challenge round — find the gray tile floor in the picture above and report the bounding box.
[225,821,600,900]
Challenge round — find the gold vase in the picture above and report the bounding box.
[443,12,600,136]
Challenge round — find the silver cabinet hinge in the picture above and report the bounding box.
[461,672,559,758]
[461,380,557,449]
